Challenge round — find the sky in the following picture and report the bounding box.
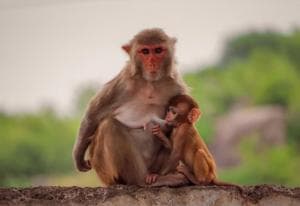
[0,0,300,114]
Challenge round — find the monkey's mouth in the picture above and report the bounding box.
[165,120,173,126]
[150,71,157,75]
[143,70,162,81]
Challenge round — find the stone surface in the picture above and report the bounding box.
[0,185,299,206]
[212,106,286,167]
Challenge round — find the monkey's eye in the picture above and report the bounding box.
[155,47,163,54]
[168,107,177,115]
[141,48,150,55]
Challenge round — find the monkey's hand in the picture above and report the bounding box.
[151,125,165,139]
[176,163,189,175]
[73,144,92,172]
[145,173,159,184]
[76,159,92,172]
[152,125,172,149]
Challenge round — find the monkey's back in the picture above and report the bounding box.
[180,124,217,180]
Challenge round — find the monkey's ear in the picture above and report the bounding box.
[171,37,177,45]
[187,108,201,124]
[122,44,131,54]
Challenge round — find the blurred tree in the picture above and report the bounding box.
[219,137,300,187]
[185,28,300,163]
[221,29,300,73]
[221,30,283,65]
[0,112,76,186]
[1,29,300,187]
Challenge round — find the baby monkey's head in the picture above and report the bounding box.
[165,94,200,126]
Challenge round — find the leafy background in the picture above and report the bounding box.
[1,29,300,187]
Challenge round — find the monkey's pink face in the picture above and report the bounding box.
[137,44,168,81]
[165,106,181,126]
[165,103,189,125]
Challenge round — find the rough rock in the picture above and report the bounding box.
[211,106,286,167]
[0,185,299,206]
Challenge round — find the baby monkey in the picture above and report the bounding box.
[146,94,242,190]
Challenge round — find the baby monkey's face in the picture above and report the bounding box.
[165,103,190,126]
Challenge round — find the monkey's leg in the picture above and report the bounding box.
[89,118,118,186]
[89,117,147,186]
[193,149,214,183]
[148,152,190,187]
[149,172,190,187]
[176,163,199,185]
[148,147,170,173]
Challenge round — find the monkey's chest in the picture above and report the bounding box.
[137,84,166,104]
[114,98,165,128]
[114,84,172,128]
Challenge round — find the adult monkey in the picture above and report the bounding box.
[73,28,199,186]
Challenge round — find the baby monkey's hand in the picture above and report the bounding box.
[151,124,172,149]
[151,124,165,139]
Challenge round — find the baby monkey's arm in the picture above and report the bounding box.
[151,125,172,149]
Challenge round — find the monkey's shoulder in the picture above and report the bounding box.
[174,124,206,146]
[172,123,196,139]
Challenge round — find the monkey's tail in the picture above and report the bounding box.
[210,180,243,193]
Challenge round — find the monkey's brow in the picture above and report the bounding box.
[169,106,179,113]
[138,44,167,48]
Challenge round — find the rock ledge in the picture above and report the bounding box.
[0,185,299,206]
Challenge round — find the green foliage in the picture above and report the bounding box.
[220,50,300,109]
[219,137,300,187]
[1,29,300,187]
[184,29,300,186]
[184,70,217,143]
[221,29,300,72]
[287,112,300,146]
[0,111,78,186]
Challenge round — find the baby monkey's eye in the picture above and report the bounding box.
[168,107,177,115]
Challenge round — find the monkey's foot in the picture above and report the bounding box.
[145,173,159,185]
[149,173,190,187]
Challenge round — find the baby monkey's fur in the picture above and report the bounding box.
[149,94,243,191]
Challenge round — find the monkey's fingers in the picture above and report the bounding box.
[145,174,158,184]
[149,174,158,184]
[152,125,161,130]
[152,131,163,138]
[145,174,154,184]
[176,163,189,175]
[145,175,152,184]
[152,130,159,135]
[151,127,161,133]
[86,160,91,168]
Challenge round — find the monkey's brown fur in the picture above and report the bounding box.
[73,28,189,186]
[151,94,242,191]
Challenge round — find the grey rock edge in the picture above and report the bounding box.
[0,185,299,206]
